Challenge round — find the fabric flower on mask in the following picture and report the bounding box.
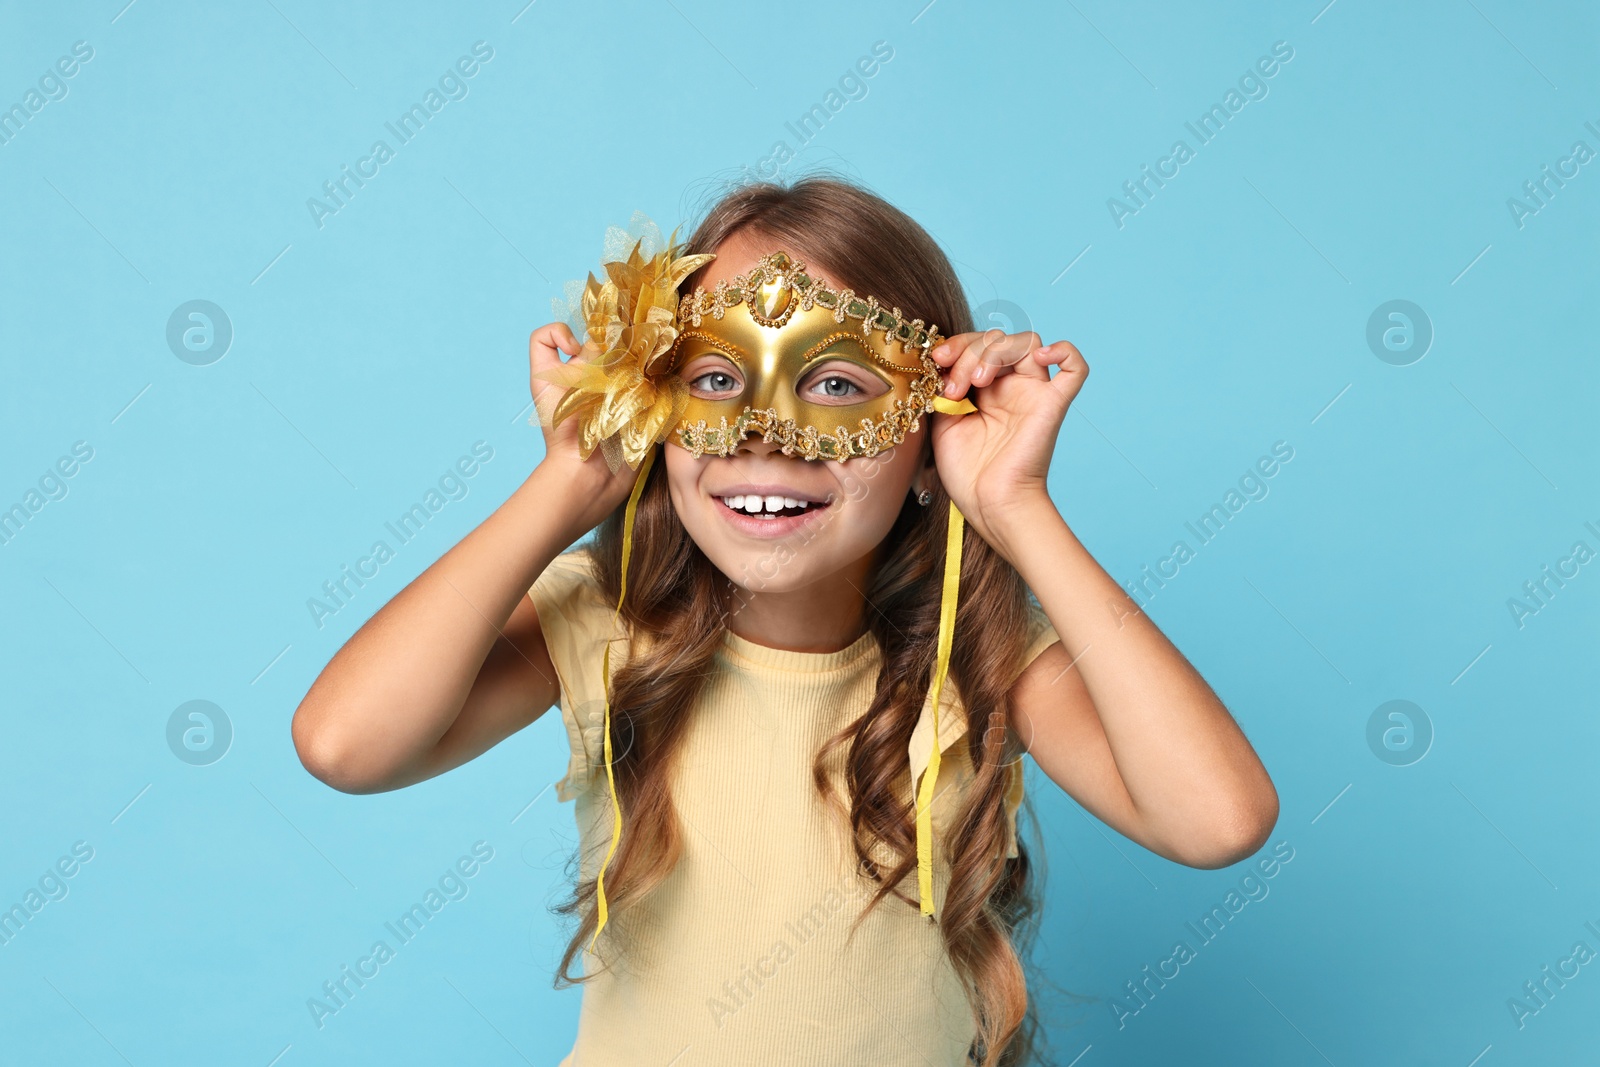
[533,217,714,472]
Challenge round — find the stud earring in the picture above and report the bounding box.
[917,489,933,507]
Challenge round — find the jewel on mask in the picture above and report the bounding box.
[749,263,796,325]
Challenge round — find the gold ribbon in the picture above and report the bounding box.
[914,392,976,917]
[590,445,656,950]
[915,499,965,917]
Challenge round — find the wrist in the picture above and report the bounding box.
[982,490,1063,560]
[523,459,610,544]
[985,489,1062,547]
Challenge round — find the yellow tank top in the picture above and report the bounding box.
[529,551,1060,1066]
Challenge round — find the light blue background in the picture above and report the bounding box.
[2,1,1596,1064]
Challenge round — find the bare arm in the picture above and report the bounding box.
[290,324,636,794]
[931,330,1278,869]
[1002,505,1278,869]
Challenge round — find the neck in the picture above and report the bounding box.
[723,551,877,653]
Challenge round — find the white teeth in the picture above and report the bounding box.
[720,493,816,515]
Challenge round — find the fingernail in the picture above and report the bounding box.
[944,381,958,397]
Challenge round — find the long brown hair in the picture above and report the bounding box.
[552,177,1047,1066]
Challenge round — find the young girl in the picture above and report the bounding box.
[291,178,1278,1066]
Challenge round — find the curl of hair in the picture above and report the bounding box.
[551,176,1046,1066]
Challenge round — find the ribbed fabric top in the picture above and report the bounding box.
[529,551,1060,1067]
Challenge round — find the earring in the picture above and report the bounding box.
[917,489,933,507]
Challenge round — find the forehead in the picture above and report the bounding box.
[695,228,836,292]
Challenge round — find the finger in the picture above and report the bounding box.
[1041,342,1089,404]
[929,331,983,369]
[530,322,581,362]
[1033,340,1087,379]
[960,329,1036,391]
[1032,339,1081,367]
[969,329,1012,389]
[991,338,1062,384]
[529,323,582,399]
[947,328,1017,396]
[976,331,1042,372]
[942,332,993,398]
[1004,339,1070,383]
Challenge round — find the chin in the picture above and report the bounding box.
[693,528,844,596]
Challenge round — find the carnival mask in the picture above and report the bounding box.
[670,251,948,461]
[535,229,964,471]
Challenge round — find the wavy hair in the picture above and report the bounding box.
[551,177,1048,1066]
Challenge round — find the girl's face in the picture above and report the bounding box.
[663,229,931,595]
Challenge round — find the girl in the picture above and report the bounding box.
[291,178,1278,1066]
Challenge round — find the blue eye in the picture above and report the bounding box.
[814,375,861,398]
[801,358,886,403]
[691,370,739,394]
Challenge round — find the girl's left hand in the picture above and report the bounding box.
[927,329,1087,557]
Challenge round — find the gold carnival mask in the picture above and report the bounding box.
[532,219,964,471]
[670,251,948,461]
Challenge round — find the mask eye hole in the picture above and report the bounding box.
[682,355,743,399]
[797,358,890,406]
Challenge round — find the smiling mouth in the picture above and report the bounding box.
[715,494,826,520]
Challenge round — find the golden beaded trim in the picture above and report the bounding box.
[676,252,946,356]
[675,355,945,460]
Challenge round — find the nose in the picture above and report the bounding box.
[732,431,783,458]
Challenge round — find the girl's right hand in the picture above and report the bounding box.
[528,322,642,536]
